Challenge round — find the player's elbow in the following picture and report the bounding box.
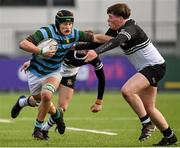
[19,39,29,49]
[19,39,26,49]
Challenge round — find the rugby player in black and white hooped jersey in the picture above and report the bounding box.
[84,3,177,146]
[11,49,105,140]
[42,49,105,137]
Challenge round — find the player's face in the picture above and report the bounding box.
[107,14,124,30]
[59,22,73,35]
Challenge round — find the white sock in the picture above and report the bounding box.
[19,97,28,107]
[42,117,56,131]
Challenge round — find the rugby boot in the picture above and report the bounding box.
[11,96,26,118]
[139,122,156,141]
[153,133,177,146]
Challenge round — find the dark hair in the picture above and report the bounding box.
[107,3,131,19]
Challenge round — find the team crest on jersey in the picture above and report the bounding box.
[67,79,73,86]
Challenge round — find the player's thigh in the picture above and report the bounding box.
[58,84,74,106]
[122,73,150,94]
[27,71,42,95]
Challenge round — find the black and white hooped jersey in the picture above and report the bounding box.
[104,19,165,71]
[63,50,103,70]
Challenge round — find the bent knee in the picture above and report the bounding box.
[121,86,133,99]
[41,92,52,102]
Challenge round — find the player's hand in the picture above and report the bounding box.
[43,49,57,58]
[85,50,98,62]
[90,103,102,113]
[40,46,57,58]
[20,60,30,73]
[90,99,103,113]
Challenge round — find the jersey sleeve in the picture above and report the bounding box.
[89,57,105,100]
[78,30,94,42]
[74,42,103,50]
[94,33,128,54]
[73,28,116,50]
[105,28,118,37]
[26,26,52,45]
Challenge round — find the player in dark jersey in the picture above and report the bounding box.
[84,3,177,146]
[12,9,111,140]
[41,50,105,138]
[11,49,105,140]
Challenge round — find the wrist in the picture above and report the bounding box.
[95,99,103,105]
[39,46,49,55]
[39,48,43,55]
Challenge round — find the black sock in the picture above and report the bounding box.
[161,127,173,138]
[51,109,60,122]
[140,115,151,125]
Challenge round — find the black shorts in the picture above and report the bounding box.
[139,63,166,87]
[60,75,77,89]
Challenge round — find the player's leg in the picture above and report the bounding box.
[121,73,155,141]
[140,86,177,146]
[33,76,60,140]
[41,101,56,140]
[57,84,74,111]
[139,63,177,145]
[11,95,40,118]
[138,86,157,141]
[55,83,74,134]
[42,76,75,135]
[11,71,42,118]
[55,76,75,134]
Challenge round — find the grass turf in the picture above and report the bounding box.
[0,91,179,147]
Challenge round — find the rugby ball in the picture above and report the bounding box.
[37,38,58,57]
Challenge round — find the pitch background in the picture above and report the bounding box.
[0,91,179,147]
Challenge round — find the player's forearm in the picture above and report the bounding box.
[75,42,103,50]
[93,34,112,43]
[94,34,128,54]
[19,39,40,54]
[95,68,105,100]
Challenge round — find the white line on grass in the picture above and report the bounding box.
[0,118,12,123]
[67,127,117,135]
[16,117,138,121]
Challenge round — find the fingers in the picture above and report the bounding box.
[85,50,98,62]
[20,60,30,72]
[90,104,102,113]
[43,49,57,58]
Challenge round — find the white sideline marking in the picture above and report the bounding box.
[0,118,12,123]
[67,127,117,135]
[16,117,138,121]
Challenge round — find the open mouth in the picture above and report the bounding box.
[65,30,71,33]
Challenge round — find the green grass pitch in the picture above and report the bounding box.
[0,91,179,147]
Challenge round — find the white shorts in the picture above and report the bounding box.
[27,69,62,95]
[60,62,80,77]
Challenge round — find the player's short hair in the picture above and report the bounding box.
[107,3,131,19]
